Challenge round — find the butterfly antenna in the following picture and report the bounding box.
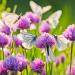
[18,13,22,20]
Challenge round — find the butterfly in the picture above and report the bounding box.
[42,44,56,63]
[17,32,37,49]
[54,35,68,51]
[0,20,5,29]
[46,10,62,29]
[30,1,52,16]
[2,12,19,26]
[2,12,21,32]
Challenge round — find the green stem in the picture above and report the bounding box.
[2,47,4,60]
[46,63,47,75]
[70,42,73,75]
[26,67,28,75]
[50,62,53,75]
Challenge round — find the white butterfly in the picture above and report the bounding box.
[46,48,56,62]
[30,24,36,30]
[42,45,56,63]
[54,35,68,51]
[30,1,52,16]
[2,12,19,26]
[46,10,62,29]
[0,20,4,29]
[17,32,37,49]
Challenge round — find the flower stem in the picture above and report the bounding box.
[50,62,53,75]
[26,67,28,75]
[2,47,4,60]
[46,63,47,75]
[70,42,73,75]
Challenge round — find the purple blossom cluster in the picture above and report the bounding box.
[0,61,7,75]
[55,54,66,67]
[36,33,55,48]
[63,25,75,41]
[39,21,50,34]
[30,59,46,75]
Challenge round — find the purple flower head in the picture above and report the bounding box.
[41,69,46,75]
[63,25,75,41]
[30,59,44,73]
[1,25,11,35]
[66,65,75,75]
[16,54,28,72]
[0,61,7,75]
[55,58,60,67]
[0,33,9,48]
[4,48,10,57]
[14,36,22,47]
[17,16,31,30]
[25,12,40,23]
[60,54,66,63]
[39,21,50,34]
[3,56,20,71]
[36,33,55,48]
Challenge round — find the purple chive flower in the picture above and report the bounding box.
[0,61,7,75]
[17,16,31,30]
[41,69,46,75]
[36,33,55,48]
[30,59,44,73]
[16,54,28,72]
[3,56,20,71]
[55,58,60,67]
[0,33,9,48]
[1,25,11,35]
[4,48,10,57]
[25,12,40,23]
[14,36,22,47]
[60,54,66,63]
[63,25,75,41]
[66,65,75,75]
[39,21,50,34]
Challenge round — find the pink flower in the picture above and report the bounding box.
[0,61,7,75]
[66,65,75,75]
[39,21,50,34]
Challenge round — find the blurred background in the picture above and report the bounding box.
[0,0,75,34]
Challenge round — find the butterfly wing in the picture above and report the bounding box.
[46,46,56,62]
[42,5,52,14]
[47,10,62,29]
[30,1,42,15]
[18,33,37,49]
[48,47,56,61]
[55,35,68,51]
[2,12,19,25]
[0,20,4,29]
